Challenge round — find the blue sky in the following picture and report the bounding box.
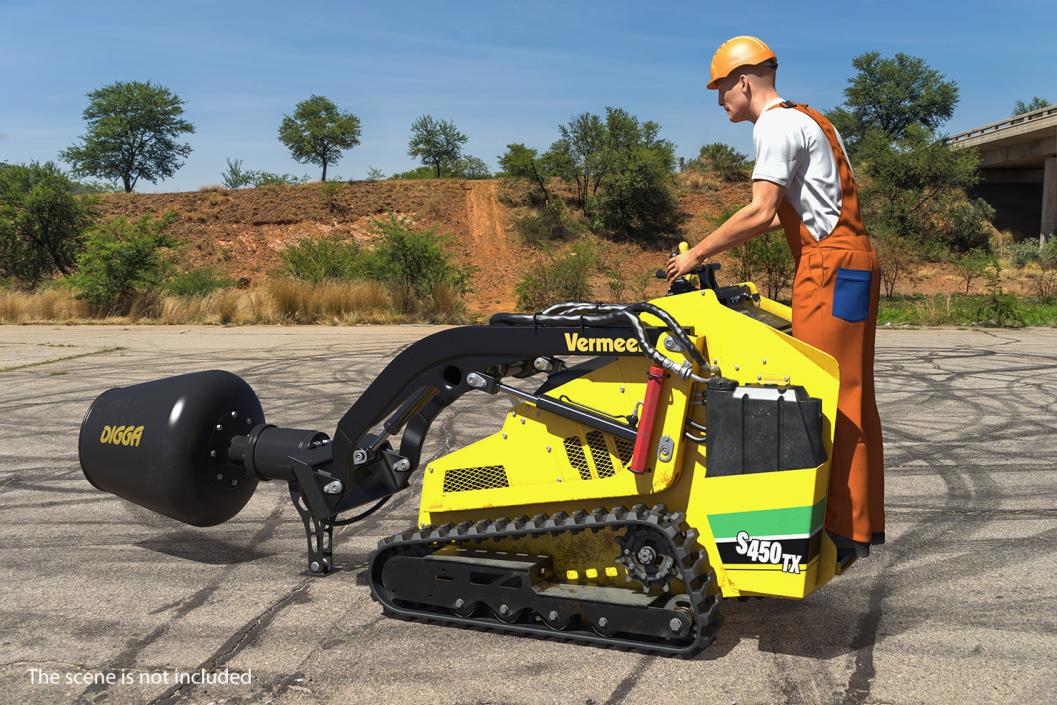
[2,1,1054,192]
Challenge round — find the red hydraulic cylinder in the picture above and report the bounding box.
[629,365,667,474]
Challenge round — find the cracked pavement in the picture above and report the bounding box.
[1,324,1055,705]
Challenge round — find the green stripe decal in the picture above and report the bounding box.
[708,499,826,539]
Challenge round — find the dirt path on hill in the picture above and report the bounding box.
[464,181,519,312]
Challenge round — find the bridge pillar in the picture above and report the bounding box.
[1043,156,1057,242]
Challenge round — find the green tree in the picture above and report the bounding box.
[548,112,607,207]
[498,143,552,204]
[61,81,194,192]
[408,115,467,177]
[502,108,683,242]
[0,162,95,285]
[825,52,958,154]
[1013,96,1051,115]
[278,95,361,182]
[453,155,491,179]
[565,108,681,240]
[857,124,985,251]
[695,143,751,182]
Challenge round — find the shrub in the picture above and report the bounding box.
[589,148,684,242]
[221,158,253,189]
[0,161,96,286]
[511,200,584,246]
[606,270,627,302]
[251,171,306,187]
[1005,239,1041,268]
[168,266,233,296]
[70,215,174,313]
[317,180,344,213]
[872,229,923,297]
[942,197,995,252]
[695,143,751,182]
[362,213,471,313]
[951,249,993,295]
[971,261,1023,327]
[514,241,601,310]
[278,236,365,283]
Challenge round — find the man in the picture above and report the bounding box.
[666,36,884,561]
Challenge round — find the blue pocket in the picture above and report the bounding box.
[832,268,872,323]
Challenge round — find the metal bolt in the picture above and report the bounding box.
[502,432,508,439]
[761,358,767,365]
[215,424,223,431]
[757,375,763,381]
[230,411,238,417]
[499,604,509,615]
[784,376,790,383]
[520,418,525,425]
[712,359,718,365]
[619,386,625,393]
[310,561,321,573]
[323,480,343,494]
[353,449,367,464]
[215,473,223,480]
[597,617,608,628]
[210,450,217,458]
[454,598,465,609]
[230,479,238,487]
[393,459,411,472]
[512,410,517,417]
[546,446,552,452]
[669,617,683,633]
[548,610,558,621]
[245,418,252,424]
[466,372,487,389]
[429,466,434,473]
[734,365,740,371]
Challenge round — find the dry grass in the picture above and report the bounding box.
[0,279,471,326]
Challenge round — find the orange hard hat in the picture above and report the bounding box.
[707,36,777,89]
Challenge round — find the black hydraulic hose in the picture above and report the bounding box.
[686,419,708,433]
[627,302,709,368]
[538,301,708,370]
[330,495,391,526]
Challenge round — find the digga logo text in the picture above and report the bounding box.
[563,333,640,354]
[100,425,144,447]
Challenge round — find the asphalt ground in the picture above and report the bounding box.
[1,324,1055,705]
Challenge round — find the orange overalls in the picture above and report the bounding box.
[771,102,885,545]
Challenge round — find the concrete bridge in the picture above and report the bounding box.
[949,104,1057,240]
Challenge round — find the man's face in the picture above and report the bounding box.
[716,74,751,123]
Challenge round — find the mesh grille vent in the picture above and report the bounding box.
[586,431,616,478]
[614,436,635,467]
[443,465,509,493]
[564,436,592,480]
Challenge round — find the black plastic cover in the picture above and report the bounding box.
[705,380,825,476]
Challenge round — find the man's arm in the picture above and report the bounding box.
[666,179,786,282]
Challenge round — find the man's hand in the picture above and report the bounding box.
[665,250,702,284]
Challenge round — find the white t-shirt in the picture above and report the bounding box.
[751,97,850,241]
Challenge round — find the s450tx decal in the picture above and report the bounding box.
[735,531,802,574]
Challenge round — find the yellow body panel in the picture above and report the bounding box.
[418,286,840,600]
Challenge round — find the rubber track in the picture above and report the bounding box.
[368,504,722,657]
